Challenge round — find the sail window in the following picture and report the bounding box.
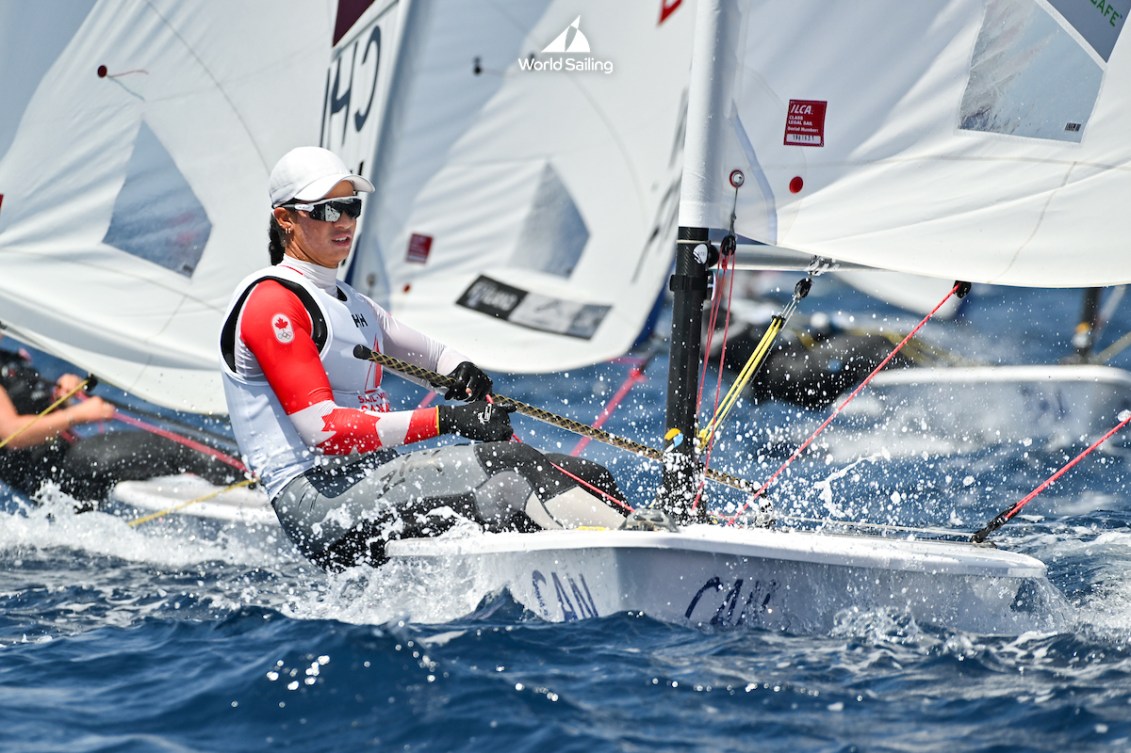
[510,163,588,278]
[102,122,210,277]
[959,0,1106,143]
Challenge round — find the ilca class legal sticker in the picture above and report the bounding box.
[783,99,827,147]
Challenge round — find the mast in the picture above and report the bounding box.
[658,226,717,519]
[656,0,731,521]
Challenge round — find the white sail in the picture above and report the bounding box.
[0,0,345,412]
[681,0,1131,288]
[347,1,695,372]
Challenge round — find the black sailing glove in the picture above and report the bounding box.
[441,361,493,401]
[437,401,515,442]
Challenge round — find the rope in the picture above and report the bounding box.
[0,378,91,450]
[570,346,657,456]
[971,410,1131,542]
[353,345,762,496]
[698,315,783,448]
[726,282,964,524]
[127,478,256,527]
[110,410,247,472]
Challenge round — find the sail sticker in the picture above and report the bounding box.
[456,275,610,339]
[406,233,432,263]
[1047,0,1127,62]
[961,0,1106,142]
[783,99,827,147]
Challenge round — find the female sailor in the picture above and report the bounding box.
[219,147,626,570]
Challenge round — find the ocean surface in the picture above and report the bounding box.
[2,278,1130,753]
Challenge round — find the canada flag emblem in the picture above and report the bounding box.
[272,313,295,343]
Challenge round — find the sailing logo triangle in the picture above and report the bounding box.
[542,16,591,54]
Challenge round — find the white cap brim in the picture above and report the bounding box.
[291,173,375,202]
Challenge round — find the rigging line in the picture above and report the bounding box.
[548,460,635,513]
[725,282,965,525]
[107,410,247,473]
[96,396,239,451]
[697,253,730,411]
[691,261,739,511]
[127,478,256,528]
[971,410,1131,543]
[699,277,808,449]
[570,344,659,456]
[70,392,246,471]
[698,255,738,455]
[697,183,743,412]
[352,345,761,495]
[692,279,808,512]
[1094,329,1131,363]
[0,378,90,450]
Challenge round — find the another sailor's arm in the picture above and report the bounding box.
[0,384,114,449]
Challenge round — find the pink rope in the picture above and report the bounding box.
[1002,411,1131,523]
[726,283,960,523]
[569,365,648,456]
[111,412,247,472]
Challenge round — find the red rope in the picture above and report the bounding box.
[570,364,648,456]
[693,257,737,511]
[726,283,960,523]
[1001,412,1131,524]
[72,391,247,472]
[111,412,248,472]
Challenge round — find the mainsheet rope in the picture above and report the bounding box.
[353,345,762,496]
[725,281,967,524]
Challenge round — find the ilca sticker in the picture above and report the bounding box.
[784,99,827,147]
[272,313,295,343]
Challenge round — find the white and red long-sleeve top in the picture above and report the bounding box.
[219,260,467,499]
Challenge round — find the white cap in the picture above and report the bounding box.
[268,146,374,207]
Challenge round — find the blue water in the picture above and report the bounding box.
[3,280,1131,752]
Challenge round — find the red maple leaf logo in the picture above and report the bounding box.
[274,316,289,330]
[318,408,383,455]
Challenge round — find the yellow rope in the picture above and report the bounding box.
[127,478,255,527]
[0,378,90,450]
[698,316,784,447]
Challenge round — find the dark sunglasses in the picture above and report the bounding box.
[284,196,363,222]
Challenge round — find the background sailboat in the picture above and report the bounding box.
[345,1,692,373]
[0,0,689,409]
[699,0,1131,455]
[0,0,349,414]
[0,1,696,520]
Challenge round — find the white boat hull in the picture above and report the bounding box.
[812,364,1131,457]
[387,525,1065,635]
[110,475,276,528]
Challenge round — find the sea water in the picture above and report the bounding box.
[2,280,1130,753]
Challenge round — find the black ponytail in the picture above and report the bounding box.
[268,215,286,265]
